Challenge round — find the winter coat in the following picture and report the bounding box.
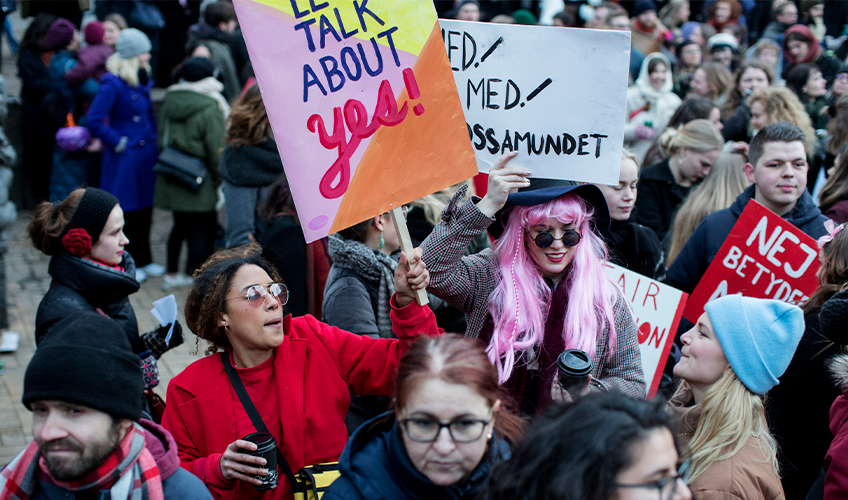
[624,53,682,164]
[18,48,52,106]
[86,72,157,212]
[155,79,226,213]
[65,43,113,85]
[669,389,786,500]
[323,412,511,500]
[185,23,240,101]
[766,305,842,500]
[420,185,646,402]
[323,264,383,337]
[666,184,829,294]
[629,18,668,56]
[824,354,848,499]
[219,138,284,247]
[634,159,694,243]
[47,50,77,118]
[161,301,442,500]
[32,419,212,500]
[600,219,666,279]
[35,250,143,353]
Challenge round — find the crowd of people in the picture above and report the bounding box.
[4,0,848,499]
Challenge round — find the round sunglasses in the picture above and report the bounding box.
[528,229,582,248]
[225,283,289,308]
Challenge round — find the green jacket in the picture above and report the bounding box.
[155,89,225,213]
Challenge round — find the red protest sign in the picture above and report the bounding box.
[605,263,687,398]
[683,200,820,323]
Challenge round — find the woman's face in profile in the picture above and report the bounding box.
[614,428,692,500]
[398,378,495,487]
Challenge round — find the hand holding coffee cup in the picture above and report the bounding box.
[552,349,594,402]
[219,437,271,487]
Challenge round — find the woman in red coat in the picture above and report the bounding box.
[161,244,439,500]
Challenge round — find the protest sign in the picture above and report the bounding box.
[605,263,687,398]
[683,200,820,323]
[234,0,478,242]
[438,20,630,185]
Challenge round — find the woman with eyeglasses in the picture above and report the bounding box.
[421,152,646,417]
[323,334,524,500]
[481,392,692,500]
[669,295,803,499]
[161,243,441,500]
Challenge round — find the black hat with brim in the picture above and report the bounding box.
[488,178,611,240]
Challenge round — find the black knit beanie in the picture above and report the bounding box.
[23,313,143,420]
[62,187,119,240]
[176,57,217,83]
[821,290,848,345]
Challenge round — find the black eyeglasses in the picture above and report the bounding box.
[614,460,691,500]
[225,283,289,308]
[528,229,582,248]
[399,417,491,443]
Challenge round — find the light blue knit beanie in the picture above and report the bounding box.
[705,295,804,394]
[116,28,152,59]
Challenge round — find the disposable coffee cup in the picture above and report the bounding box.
[557,349,593,397]
[239,432,278,490]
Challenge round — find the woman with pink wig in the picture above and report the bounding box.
[421,152,645,416]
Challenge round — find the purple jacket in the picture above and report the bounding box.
[65,44,113,84]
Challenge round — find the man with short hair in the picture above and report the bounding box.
[606,10,645,83]
[186,1,241,101]
[762,1,798,43]
[667,122,829,294]
[0,314,212,500]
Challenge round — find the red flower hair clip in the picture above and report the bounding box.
[62,228,92,256]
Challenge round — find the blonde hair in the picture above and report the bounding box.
[667,153,749,265]
[748,86,816,156]
[659,119,724,156]
[411,181,476,227]
[106,53,148,87]
[674,370,779,483]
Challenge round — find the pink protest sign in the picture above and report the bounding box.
[234,0,478,242]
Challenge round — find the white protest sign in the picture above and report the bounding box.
[605,263,688,398]
[439,20,630,185]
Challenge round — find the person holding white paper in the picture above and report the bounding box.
[28,187,184,420]
[422,152,646,417]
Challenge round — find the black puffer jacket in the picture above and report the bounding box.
[35,250,142,352]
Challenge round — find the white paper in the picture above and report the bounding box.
[438,21,630,185]
[150,295,177,345]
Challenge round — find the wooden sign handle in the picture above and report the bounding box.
[390,207,429,306]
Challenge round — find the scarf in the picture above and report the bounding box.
[327,234,396,338]
[0,422,163,500]
[167,77,230,119]
[633,53,675,125]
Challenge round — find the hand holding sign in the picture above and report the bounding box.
[439,20,630,185]
[477,152,530,217]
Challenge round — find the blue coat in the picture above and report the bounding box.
[323,412,510,500]
[666,184,829,294]
[86,72,157,211]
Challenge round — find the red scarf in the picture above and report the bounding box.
[0,423,163,500]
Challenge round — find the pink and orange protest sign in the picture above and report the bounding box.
[683,200,820,323]
[234,0,478,242]
[605,263,687,398]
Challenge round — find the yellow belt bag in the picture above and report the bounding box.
[292,463,341,500]
[221,353,340,498]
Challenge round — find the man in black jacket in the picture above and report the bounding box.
[667,122,829,294]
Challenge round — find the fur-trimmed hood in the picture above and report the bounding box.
[831,353,848,392]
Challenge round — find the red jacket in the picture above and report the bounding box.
[161,298,440,500]
[825,355,848,499]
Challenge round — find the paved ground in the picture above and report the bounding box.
[0,10,202,465]
[0,208,202,466]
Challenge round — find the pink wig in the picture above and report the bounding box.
[486,193,618,383]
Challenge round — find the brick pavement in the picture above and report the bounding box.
[0,208,204,466]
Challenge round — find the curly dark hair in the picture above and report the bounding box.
[185,244,282,355]
[481,392,680,500]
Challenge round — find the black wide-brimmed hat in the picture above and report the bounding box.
[488,178,611,240]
